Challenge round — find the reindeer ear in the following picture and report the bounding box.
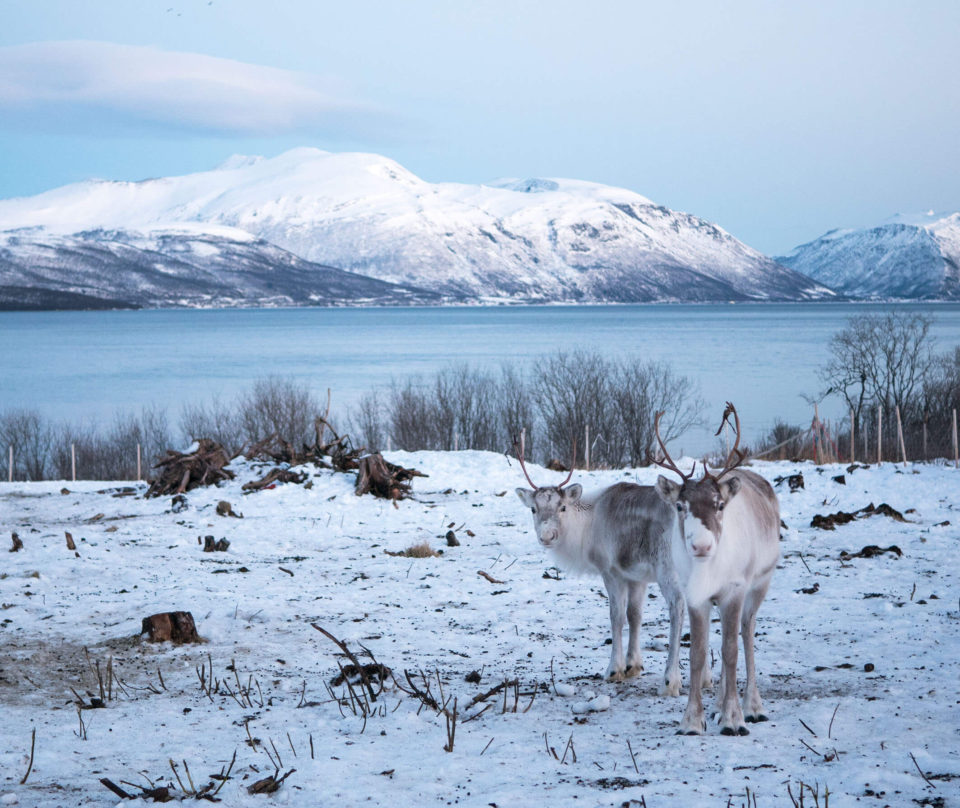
[516,488,536,508]
[718,477,741,502]
[655,475,681,503]
[562,484,582,503]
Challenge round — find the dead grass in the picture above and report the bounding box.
[385,542,439,558]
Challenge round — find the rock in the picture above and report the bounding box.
[216,500,242,518]
[445,530,460,547]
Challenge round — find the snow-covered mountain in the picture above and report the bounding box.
[0,225,440,310]
[778,211,960,300]
[0,148,834,306]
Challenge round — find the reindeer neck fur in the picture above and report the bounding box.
[545,492,598,575]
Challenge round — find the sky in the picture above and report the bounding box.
[0,0,958,255]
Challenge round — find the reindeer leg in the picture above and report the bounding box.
[603,573,627,682]
[742,580,771,722]
[718,594,748,736]
[678,603,710,734]
[658,573,684,697]
[624,581,646,678]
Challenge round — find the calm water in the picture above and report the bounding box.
[2,303,959,453]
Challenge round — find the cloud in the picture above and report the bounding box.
[0,41,392,137]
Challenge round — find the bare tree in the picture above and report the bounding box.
[820,311,937,440]
[610,360,703,467]
[0,409,54,481]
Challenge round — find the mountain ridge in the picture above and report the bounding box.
[0,147,835,306]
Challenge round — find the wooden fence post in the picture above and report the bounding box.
[895,405,907,466]
[585,424,590,472]
[922,419,928,462]
[953,409,958,469]
[137,443,142,481]
[813,404,822,465]
[453,433,458,452]
[850,409,855,464]
[7,446,12,482]
[876,409,882,465]
[71,443,76,482]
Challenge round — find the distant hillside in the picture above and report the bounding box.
[0,225,441,309]
[778,212,960,300]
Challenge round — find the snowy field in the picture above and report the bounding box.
[1,451,958,807]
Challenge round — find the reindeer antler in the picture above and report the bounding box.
[557,436,576,489]
[703,401,746,481]
[512,433,539,490]
[653,411,697,481]
[512,434,577,490]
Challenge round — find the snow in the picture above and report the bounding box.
[1,452,958,806]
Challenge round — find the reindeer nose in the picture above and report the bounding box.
[691,539,712,557]
[541,529,558,545]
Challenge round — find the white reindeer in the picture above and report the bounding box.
[653,403,780,735]
[515,441,685,695]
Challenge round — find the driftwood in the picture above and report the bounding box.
[242,468,308,492]
[811,502,909,530]
[243,417,364,471]
[146,439,234,498]
[355,452,426,500]
[773,473,805,492]
[840,545,903,561]
[141,611,201,644]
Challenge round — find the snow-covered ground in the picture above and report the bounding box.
[1,452,958,807]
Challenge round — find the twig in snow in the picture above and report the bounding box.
[910,751,936,789]
[477,570,505,585]
[799,717,818,736]
[627,738,639,774]
[828,703,840,739]
[20,728,35,784]
[443,697,458,752]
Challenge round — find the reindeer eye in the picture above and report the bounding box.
[676,503,683,513]
[531,507,536,514]
[560,505,566,512]
[717,501,725,511]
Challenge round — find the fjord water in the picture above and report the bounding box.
[3,303,959,454]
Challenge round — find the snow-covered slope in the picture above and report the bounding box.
[0,225,440,309]
[0,148,834,304]
[778,211,960,299]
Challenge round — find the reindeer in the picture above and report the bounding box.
[514,439,685,695]
[653,403,780,735]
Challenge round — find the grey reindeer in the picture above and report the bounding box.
[515,439,686,695]
[653,403,780,736]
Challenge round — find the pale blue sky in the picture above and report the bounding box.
[1,0,958,254]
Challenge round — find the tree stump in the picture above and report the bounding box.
[355,453,426,500]
[141,611,200,644]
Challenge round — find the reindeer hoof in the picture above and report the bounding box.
[745,713,768,723]
[720,725,750,736]
[659,679,681,698]
[606,670,625,683]
[624,664,643,679]
[677,729,703,736]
